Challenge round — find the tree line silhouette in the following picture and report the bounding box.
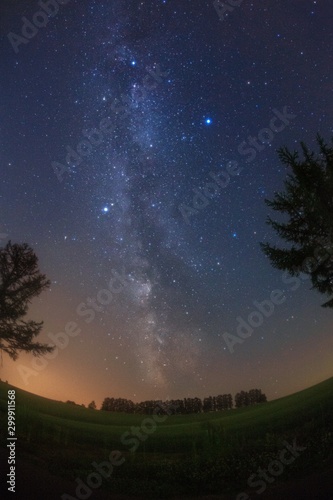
[99,389,267,414]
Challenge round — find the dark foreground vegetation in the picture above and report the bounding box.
[0,378,332,498]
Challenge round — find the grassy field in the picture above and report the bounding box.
[1,378,333,497]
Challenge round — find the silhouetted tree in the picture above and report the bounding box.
[248,389,267,404]
[203,396,214,412]
[100,397,135,413]
[235,391,250,408]
[101,397,112,411]
[215,394,224,411]
[0,241,54,360]
[88,400,96,410]
[194,397,202,413]
[261,136,333,308]
[235,390,267,408]
[226,393,233,409]
[215,394,233,410]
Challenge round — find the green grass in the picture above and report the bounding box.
[0,377,333,497]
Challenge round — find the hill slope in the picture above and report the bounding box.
[0,378,332,498]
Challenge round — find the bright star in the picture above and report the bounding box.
[103,207,109,213]
[205,118,212,125]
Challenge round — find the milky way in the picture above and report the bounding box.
[1,0,333,404]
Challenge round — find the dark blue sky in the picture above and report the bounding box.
[1,0,332,405]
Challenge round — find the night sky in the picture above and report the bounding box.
[1,0,332,407]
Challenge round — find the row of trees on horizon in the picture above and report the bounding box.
[97,388,267,414]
